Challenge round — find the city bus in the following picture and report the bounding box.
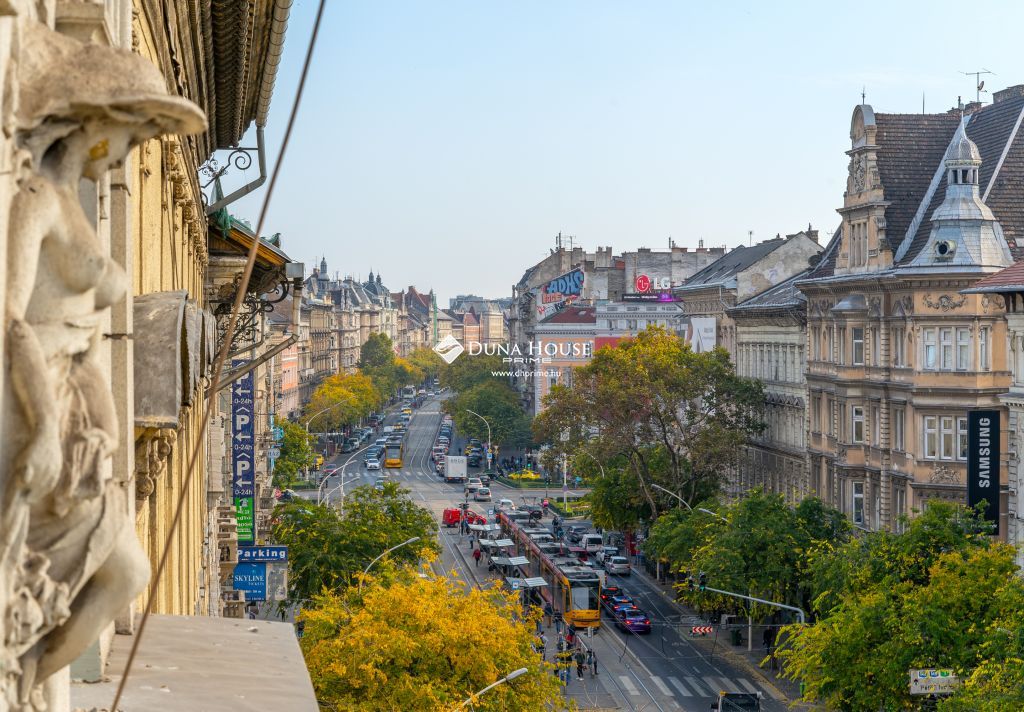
[497,512,601,628]
[401,385,416,402]
[384,442,403,468]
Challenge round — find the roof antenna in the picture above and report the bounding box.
[748,230,754,246]
[922,91,925,114]
[960,69,994,104]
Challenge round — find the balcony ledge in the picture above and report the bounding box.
[70,615,317,711]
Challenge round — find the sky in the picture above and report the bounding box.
[228,0,1024,304]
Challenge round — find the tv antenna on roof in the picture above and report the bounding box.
[961,69,994,103]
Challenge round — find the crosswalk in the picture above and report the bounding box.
[614,673,769,699]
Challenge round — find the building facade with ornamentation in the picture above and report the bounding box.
[798,91,1024,533]
[728,271,815,502]
[531,306,597,414]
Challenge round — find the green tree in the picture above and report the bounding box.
[778,503,1007,709]
[359,332,396,370]
[534,327,765,519]
[272,420,315,488]
[584,459,650,533]
[439,352,505,393]
[443,380,531,449]
[300,570,564,711]
[407,346,443,380]
[272,483,438,605]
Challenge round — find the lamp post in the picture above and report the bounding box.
[464,408,492,468]
[575,449,606,478]
[303,399,351,480]
[650,483,727,522]
[459,668,528,708]
[358,536,420,592]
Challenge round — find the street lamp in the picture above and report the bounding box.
[358,536,421,592]
[650,483,727,522]
[459,668,528,708]
[574,449,606,477]
[464,408,492,468]
[303,399,351,479]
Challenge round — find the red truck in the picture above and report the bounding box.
[442,507,487,528]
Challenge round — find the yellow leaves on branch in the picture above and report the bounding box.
[300,572,565,711]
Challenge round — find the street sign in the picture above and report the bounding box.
[233,562,267,601]
[909,669,960,696]
[238,545,288,562]
[272,426,284,441]
[267,447,281,459]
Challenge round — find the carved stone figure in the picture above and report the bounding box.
[1,24,204,709]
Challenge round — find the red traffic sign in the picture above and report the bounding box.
[691,626,714,636]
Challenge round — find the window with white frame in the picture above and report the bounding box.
[893,407,905,451]
[956,327,971,370]
[923,328,937,370]
[852,327,864,365]
[980,326,990,370]
[894,484,907,533]
[924,416,938,458]
[940,416,955,459]
[893,327,906,366]
[852,406,865,443]
[852,481,865,525]
[940,328,953,370]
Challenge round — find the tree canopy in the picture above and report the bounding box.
[272,483,438,605]
[778,502,1022,710]
[304,371,379,431]
[534,326,765,521]
[443,379,532,449]
[271,420,314,488]
[300,570,564,711]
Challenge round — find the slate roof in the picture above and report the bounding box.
[875,112,961,255]
[802,227,842,280]
[728,270,808,314]
[676,238,786,290]
[963,260,1024,292]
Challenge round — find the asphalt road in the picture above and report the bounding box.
[310,395,789,711]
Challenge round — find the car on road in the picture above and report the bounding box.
[374,477,387,491]
[710,692,763,711]
[467,455,482,467]
[497,498,516,511]
[474,486,491,502]
[599,585,622,604]
[596,546,619,565]
[478,473,490,485]
[605,556,631,575]
[340,439,358,453]
[565,526,589,544]
[464,478,483,493]
[374,438,388,447]
[365,458,381,470]
[615,609,651,634]
[582,533,604,554]
[603,594,638,616]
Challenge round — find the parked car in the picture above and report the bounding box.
[605,556,631,575]
[615,609,651,634]
[474,487,492,502]
[365,458,381,470]
[340,439,358,453]
[464,478,483,493]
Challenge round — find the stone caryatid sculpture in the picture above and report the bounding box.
[1,22,205,710]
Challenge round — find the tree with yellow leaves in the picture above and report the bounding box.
[305,371,380,431]
[300,570,566,711]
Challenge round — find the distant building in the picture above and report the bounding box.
[532,306,597,415]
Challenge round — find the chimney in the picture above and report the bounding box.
[994,85,1024,104]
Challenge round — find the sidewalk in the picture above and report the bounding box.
[632,566,817,708]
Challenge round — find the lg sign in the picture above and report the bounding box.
[635,274,672,292]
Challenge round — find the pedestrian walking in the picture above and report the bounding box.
[473,548,482,566]
[554,611,564,636]
[543,601,553,628]
[574,648,586,680]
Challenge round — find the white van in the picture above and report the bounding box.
[582,533,604,554]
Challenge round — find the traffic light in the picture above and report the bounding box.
[698,572,707,591]
[683,571,693,591]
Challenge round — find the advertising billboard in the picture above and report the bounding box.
[231,360,256,545]
[967,409,1000,534]
[680,317,717,353]
[535,268,584,319]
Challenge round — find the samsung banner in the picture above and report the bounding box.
[232,360,256,545]
[967,410,1000,534]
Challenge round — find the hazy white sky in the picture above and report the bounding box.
[228,0,1024,303]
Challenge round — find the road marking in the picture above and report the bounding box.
[618,676,641,696]
[712,676,739,693]
[736,678,759,694]
[667,677,692,697]
[650,675,672,696]
[685,676,709,696]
